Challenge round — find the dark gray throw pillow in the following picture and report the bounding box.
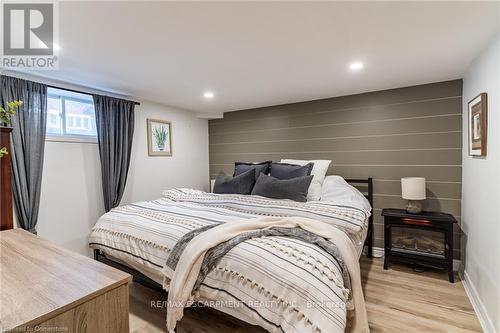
[213,169,256,195]
[234,161,272,181]
[269,162,314,180]
[251,173,313,202]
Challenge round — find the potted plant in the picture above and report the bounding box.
[0,100,22,158]
[153,126,168,151]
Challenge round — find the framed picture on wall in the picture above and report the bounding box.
[147,119,172,156]
[468,93,487,157]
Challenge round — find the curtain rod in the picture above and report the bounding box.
[47,84,141,106]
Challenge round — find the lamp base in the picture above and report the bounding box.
[406,200,422,214]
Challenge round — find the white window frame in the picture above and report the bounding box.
[46,90,98,144]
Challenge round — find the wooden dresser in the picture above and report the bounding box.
[0,229,132,332]
[0,127,13,230]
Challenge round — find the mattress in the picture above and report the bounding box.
[89,188,370,333]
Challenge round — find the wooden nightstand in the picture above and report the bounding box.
[381,208,457,282]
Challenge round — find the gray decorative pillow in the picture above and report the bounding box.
[269,162,314,180]
[213,169,256,195]
[234,161,272,181]
[251,173,313,202]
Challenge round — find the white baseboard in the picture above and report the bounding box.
[461,270,496,333]
[370,246,384,258]
[366,246,461,271]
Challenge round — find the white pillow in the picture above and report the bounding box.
[280,159,331,201]
[320,175,372,212]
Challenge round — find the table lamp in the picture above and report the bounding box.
[401,177,426,214]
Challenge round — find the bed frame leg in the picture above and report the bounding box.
[365,213,374,258]
[93,249,100,261]
[367,228,373,258]
[366,177,373,258]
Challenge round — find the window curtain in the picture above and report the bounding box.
[0,75,47,233]
[93,94,135,212]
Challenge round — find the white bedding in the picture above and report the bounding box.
[89,188,371,333]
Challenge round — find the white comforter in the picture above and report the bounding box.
[89,189,371,333]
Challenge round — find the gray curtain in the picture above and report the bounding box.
[93,94,135,212]
[0,75,47,233]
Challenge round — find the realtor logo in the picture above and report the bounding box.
[1,1,59,69]
[4,3,54,55]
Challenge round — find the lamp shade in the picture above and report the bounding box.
[401,177,426,200]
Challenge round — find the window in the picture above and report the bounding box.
[46,87,97,141]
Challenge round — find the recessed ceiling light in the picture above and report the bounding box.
[349,61,364,71]
[203,91,214,99]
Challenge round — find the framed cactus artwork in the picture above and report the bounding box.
[147,119,172,156]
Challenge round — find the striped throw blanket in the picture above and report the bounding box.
[89,188,371,333]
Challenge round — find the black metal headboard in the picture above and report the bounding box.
[345,177,373,258]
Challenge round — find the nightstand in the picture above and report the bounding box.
[381,208,457,282]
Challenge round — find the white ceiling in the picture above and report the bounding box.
[26,1,500,116]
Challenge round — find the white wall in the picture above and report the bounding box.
[36,100,209,256]
[36,141,104,255]
[121,101,209,203]
[462,33,500,333]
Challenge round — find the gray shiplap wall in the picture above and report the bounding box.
[209,80,462,258]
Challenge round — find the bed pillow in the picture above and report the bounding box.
[269,162,314,180]
[234,161,272,181]
[280,159,331,201]
[213,169,256,195]
[251,173,313,202]
[320,175,372,212]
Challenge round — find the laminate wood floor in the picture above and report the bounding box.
[129,258,481,333]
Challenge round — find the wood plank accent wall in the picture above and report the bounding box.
[209,80,462,258]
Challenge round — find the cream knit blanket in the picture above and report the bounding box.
[162,216,369,333]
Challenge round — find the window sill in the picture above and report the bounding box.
[45,136,98,144]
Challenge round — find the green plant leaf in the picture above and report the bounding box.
[0,147,8,158]
[0,100,22,125]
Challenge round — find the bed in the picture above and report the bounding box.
[90,177,373,333]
